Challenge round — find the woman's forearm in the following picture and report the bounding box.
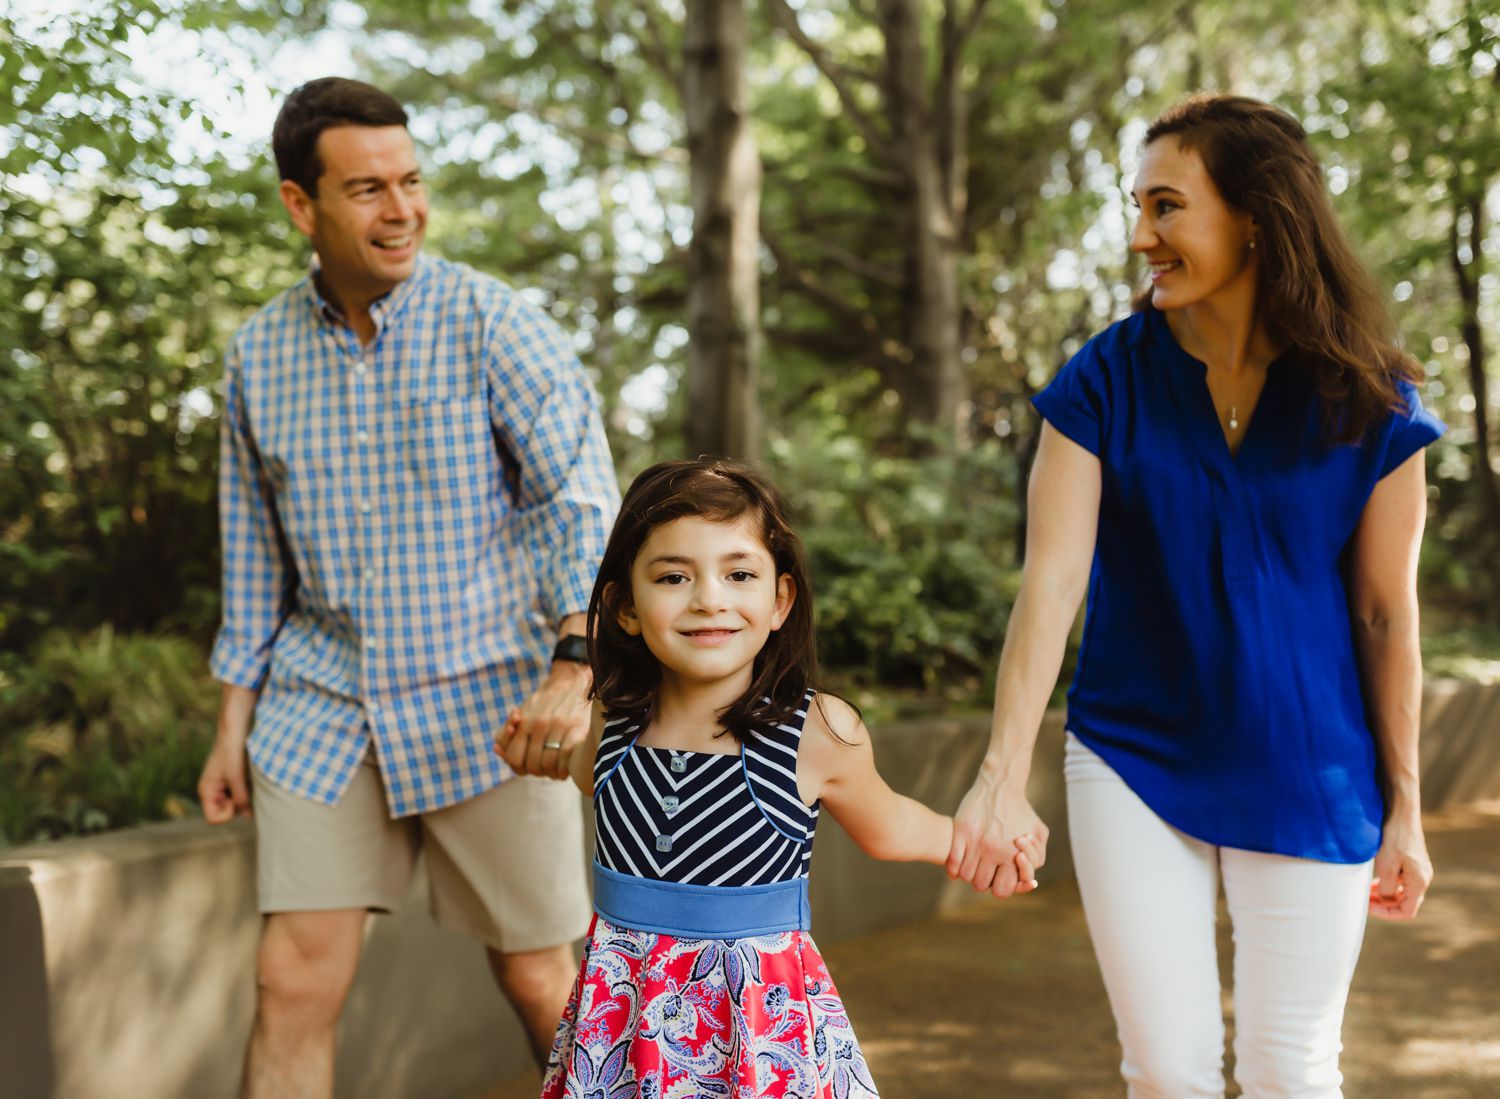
[1354,604,1423,820]
[981,572,1086,789]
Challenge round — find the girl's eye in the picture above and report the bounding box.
[655,573,688,585]
[727,570,756,582]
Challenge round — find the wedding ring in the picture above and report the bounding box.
[543,740,563,750]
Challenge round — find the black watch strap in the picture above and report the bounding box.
[552,634,590,664]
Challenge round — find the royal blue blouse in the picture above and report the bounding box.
[1033,307,1444,862]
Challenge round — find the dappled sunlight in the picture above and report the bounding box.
[1393,1039,1500,1080]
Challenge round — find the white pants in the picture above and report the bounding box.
[1065,734,1373,1099]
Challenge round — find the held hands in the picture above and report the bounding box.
[1368,813,1433,921]
[493,660,592,780]
[948,765,1048,898]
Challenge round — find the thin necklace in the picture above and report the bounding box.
[1224,369,1262,432]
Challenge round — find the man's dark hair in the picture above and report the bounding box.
[272,78,409,197]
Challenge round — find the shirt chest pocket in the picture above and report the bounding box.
[403,396,494,509]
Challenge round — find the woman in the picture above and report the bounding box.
[949,94,1443,1096]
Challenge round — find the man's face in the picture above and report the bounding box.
[280,125,428,305]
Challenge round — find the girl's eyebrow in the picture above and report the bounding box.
[644,550,761,567]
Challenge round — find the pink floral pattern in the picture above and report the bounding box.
[541,915,879,1099]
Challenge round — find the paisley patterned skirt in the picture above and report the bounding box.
[541,914,879,1099]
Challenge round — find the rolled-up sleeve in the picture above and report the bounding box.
[210,342,296,688]
[484,296,620,627]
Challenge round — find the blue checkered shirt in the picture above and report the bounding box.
[211,255,619,816]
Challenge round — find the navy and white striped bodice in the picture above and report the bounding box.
[593,692,820,889]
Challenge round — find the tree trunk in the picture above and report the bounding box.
[684,0,762,461]
[1450,192,1500,538]
[880,0,965,438]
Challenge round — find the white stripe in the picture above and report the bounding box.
[706,831,788,887]
[661,801,757,875]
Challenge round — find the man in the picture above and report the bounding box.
[197,77,619,1098]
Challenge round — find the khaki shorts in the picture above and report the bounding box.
[251,756,590,954]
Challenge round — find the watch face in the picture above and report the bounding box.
[554,635,590,663]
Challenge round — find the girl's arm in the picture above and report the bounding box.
[565,702,606,798]
[1349,450,1433,920]
[799,694,953,864]
[949,424,1101,896]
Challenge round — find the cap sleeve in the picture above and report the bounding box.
[1031,338,1109,457]
[1378,379,1445,479]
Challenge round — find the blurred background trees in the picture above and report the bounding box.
[3,0,1497,840]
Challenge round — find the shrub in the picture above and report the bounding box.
[0,628,215,845]
[770,421,1023,699]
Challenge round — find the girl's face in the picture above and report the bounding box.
[1129,135,1258,313]
[616,514,795,693]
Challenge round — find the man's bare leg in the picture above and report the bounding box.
[243,909,366,1099]
[486,944,576,1069]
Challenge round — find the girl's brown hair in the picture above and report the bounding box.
[1134,93,1420,443]
[588,458,819,742]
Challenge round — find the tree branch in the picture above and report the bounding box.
[764,0,893,160]
[762,224,889,335]
[621,0,682,88]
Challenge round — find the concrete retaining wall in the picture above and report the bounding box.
[3,683,1496,1099]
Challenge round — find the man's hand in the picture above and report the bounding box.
[199,683,259,824]
[495,658,592,780]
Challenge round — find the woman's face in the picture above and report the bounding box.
[1129,135,1258,313]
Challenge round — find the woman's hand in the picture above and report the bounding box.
[1369,812,1433,920]
[948,765,1049,898]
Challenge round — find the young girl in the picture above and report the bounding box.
[506,458,1036,1099]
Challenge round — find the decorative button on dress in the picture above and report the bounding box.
[541,691,879,1099]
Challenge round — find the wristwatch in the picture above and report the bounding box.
[552,634,590,665]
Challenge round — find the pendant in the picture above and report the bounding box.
[1229,407,1239,431]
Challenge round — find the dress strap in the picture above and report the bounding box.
[592,714,640,796]
[740,689,819,841]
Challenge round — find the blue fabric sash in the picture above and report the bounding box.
[592,861,811,938]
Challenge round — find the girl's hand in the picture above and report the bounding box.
[494,661,591,780]
[948,766,1049,898]
[1012,832,1042,894]
[1369,813,1433,920]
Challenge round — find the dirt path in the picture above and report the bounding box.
[482,801,1500,1097]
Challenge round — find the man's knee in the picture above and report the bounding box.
[256,911,365,1026]
[487,944,574,1010]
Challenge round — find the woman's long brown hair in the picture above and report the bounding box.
[587,458,820,742]
[1134,93,1420,443]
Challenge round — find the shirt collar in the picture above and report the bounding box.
[301,253,431,336]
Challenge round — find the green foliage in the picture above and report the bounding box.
[767,381,1021,692]
[0,629,215,845]
[2,0,1497,839]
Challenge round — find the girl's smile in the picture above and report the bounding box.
[618,514,795,700]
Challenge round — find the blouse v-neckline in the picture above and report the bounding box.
[1152,309,1285,470]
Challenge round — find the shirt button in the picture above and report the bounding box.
[366,639,379,652]
[360,500,372,514]
[661,796,680,817]
[655,835,673,853]
[354,360,368,376]
[669,755,687,774]
[363,567,375,581]
[356,430,369,444]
